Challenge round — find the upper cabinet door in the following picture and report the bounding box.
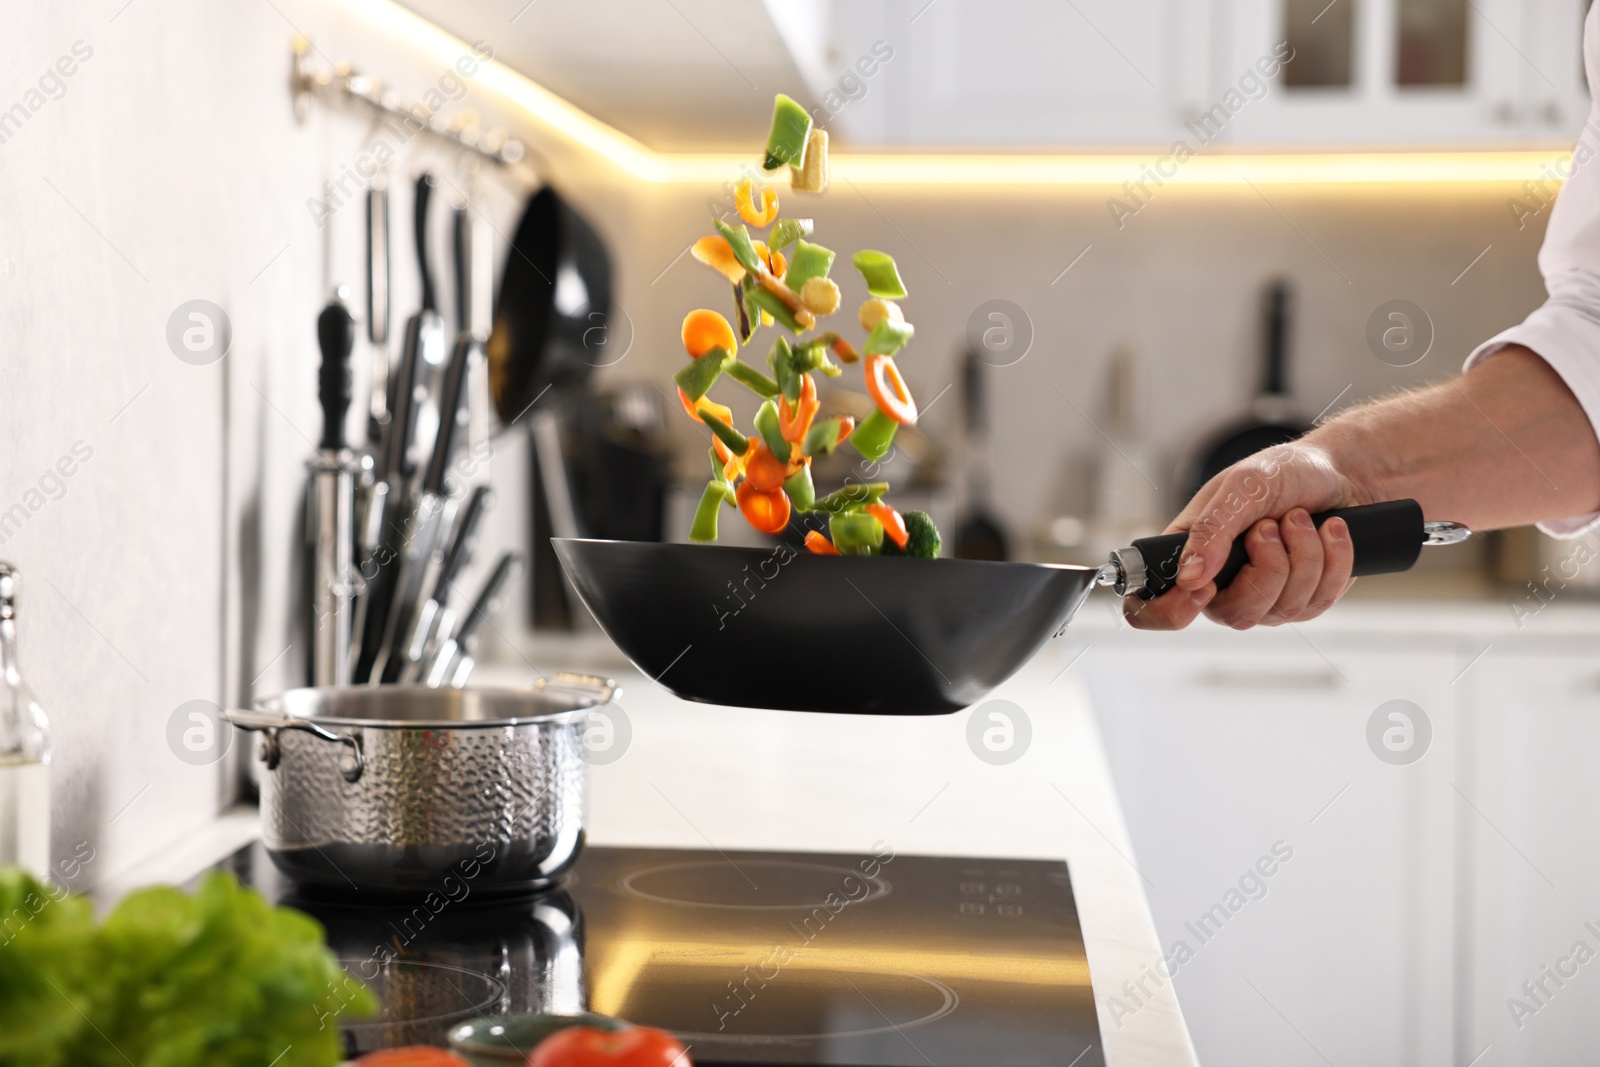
[830,0,1211,146]
[1221,0,1591,144]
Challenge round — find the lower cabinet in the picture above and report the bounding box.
[1084,630,1465,1065]
[1458,653,1600,1067]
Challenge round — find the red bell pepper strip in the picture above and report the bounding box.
[865,503,909,549]
[804,530,839,555]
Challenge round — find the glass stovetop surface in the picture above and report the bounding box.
[212,841,1103,1066]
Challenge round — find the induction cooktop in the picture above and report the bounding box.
[210,842,1104,1066]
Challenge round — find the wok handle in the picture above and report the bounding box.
[1131,499,1458,599]
[223,708,364,782]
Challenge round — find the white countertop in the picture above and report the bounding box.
[474,643,1199,1067]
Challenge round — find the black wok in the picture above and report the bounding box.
[554,500,1469,715]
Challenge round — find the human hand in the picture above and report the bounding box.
[1125,441,1370,630]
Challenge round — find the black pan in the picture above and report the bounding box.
[554,500,1468,716]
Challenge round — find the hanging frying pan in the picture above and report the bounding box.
[1184,279,1310,499]
[487,185,613,424]
[554,500,1471,715]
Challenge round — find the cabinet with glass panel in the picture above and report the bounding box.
[1214,0,1590,145]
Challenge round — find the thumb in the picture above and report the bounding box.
[1169,471,1276,591]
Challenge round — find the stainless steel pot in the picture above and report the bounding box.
[225,674,613,897]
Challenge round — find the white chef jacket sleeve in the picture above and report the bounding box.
[1464,1,1600,536]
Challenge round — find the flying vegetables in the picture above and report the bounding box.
[678,94,939,558]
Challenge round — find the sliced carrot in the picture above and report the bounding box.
[744,443,789,492]
[805,530,840,556]
[736,176,779,227]
[737,481,791,534]
[866,503,909,549]
[865,354,917,425]
[778,374,820,443]
[691,235,746,284]
[834,415,856,447]
[682,309,737,359]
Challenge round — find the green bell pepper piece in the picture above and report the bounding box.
[850,407,899,462]
[753,399,792,464]
[700,410,749,456]
[863,318,915,358]
[768,217,813,251]
[792,338,842,377]
[811,481,889,514]
[852,249,907,299]
[732,281,755,343]
[830,510,884,555]
[725,359,780,398]
[783,465,815,513]
[715,218,763,274]
[673,346,729,401]
[768,336,800,403]
[762,94,813,171]
[802,416,845,457]
[783,239,835,293]
[746,285,805,333]
[690,479,735,542]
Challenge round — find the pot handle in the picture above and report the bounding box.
[223,708,364,782]
[535,671,618,708]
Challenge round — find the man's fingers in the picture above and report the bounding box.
[1123,584,1216,630]
[1204,519,1289,629]
[1173,474,1277,591]
[1300,517,1355,620]
[1262,508,1323,624]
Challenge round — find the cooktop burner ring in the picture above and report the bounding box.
[617,859,892,911]
[670,961,961,1045]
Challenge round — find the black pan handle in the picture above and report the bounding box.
[1133,499,1427,599]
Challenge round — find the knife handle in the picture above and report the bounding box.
[317,295,356,451]
[1131,500,1432,599]
[422,334,478,495]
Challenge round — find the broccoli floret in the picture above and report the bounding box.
[882,510,941,559]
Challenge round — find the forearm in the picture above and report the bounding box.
[1312,345,1600,530]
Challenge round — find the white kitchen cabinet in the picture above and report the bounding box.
[1458,652,1600,1067]
[829,0,1586,148]
[829,0,1213,146]
[1085,634,1462,1065]
[1219,0,1590,146]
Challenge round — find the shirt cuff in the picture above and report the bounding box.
[1465,303,1600,538]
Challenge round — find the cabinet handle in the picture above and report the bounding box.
[1194,668,1342,690]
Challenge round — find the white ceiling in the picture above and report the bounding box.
[399,0,831,151]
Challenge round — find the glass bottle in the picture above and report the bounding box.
[0,563,51,880]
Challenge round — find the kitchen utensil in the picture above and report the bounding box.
[554,500,1472,715]
[1186,279,1310,499]
[371,332,477,683]
[354,176,450,682]
[364,178,391,447]
[427,550,522,689]
[309,292,358,687]
[0,563,51,881]
[450,1013,628,1066]
[407,172,450,476]
[954,348,1009,561]
[487,186,612,426]
[402,483,494,682]
[223,673,613,895]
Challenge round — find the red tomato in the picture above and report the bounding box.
[352,1048,472,1067]
[527,1025,691,1067]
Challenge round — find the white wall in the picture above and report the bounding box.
[0,0,631,890]
[611,178,1552,544]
